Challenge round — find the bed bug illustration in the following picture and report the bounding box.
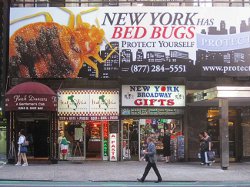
[9,7,117,78]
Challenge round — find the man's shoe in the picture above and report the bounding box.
[155,179,162,183]
[137,178,144,182]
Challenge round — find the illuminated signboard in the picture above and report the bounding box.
[103,122,109,160]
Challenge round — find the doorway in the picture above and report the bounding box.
[85,121,103,160]
[207,109,239,161]
[16,120,49,158]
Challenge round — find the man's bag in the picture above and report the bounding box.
[206,151,215,161]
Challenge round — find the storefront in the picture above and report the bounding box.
[121,85,185,161]
[6,7,250,166]
[188,86,250,163]
[57,89,119,161]
[5,82,58,163]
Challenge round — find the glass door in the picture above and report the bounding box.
[86,121,102,160]
[207,109,238,161]
[121,119,139,160]
[59,121,85,161]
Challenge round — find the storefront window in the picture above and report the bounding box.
[58,120,113,161]
[122,118,184,162]
[58,121,85,161]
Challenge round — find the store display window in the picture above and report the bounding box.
[122,118,184,162]
[58,120,112,161]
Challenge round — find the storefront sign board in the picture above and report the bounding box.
[122,85,185,107]
[9,7,250,79]
[109,133,117,161]
[58,90,119,119]
[5,94,57,111]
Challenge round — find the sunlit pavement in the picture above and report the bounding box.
[1,181,250,187]
[0,161,250,186]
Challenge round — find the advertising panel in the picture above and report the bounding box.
[58,90,119,120]
[122,85,185,107]
[9,7,250,78]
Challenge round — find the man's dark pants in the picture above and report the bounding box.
[141,161,162,181]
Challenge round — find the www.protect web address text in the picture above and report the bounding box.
[202,65,250,73]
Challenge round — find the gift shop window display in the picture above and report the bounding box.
[140,119,184,162]
[122,118,184,161]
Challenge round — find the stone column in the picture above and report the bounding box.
[219,98,229,170]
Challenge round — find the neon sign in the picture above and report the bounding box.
[103,122,109,157]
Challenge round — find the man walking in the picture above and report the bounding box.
[137,137,162,183]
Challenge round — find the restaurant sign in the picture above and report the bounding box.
[58,90,119,120]
[109,133,117,161]
[122,85,185,107]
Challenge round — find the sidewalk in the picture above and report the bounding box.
[1,161,250,182]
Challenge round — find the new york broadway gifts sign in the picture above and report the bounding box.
[122,85,185,107]
[9,7,250,79]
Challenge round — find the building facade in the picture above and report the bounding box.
[1,0,250,164]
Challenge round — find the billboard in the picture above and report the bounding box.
[9,7,250,79]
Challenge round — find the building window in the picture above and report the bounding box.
[194,0,212,7]
[49,0,65,7]
[10,0,245,7]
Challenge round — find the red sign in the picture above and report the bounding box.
[5,94,57,111]
[103,122,109,139]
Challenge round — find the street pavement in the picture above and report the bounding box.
[0,161,250,186]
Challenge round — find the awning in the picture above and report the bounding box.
[5,82,57,111]
[187,86,250,106]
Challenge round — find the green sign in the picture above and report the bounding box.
[121,108,184,116]
[103,140,108,156]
